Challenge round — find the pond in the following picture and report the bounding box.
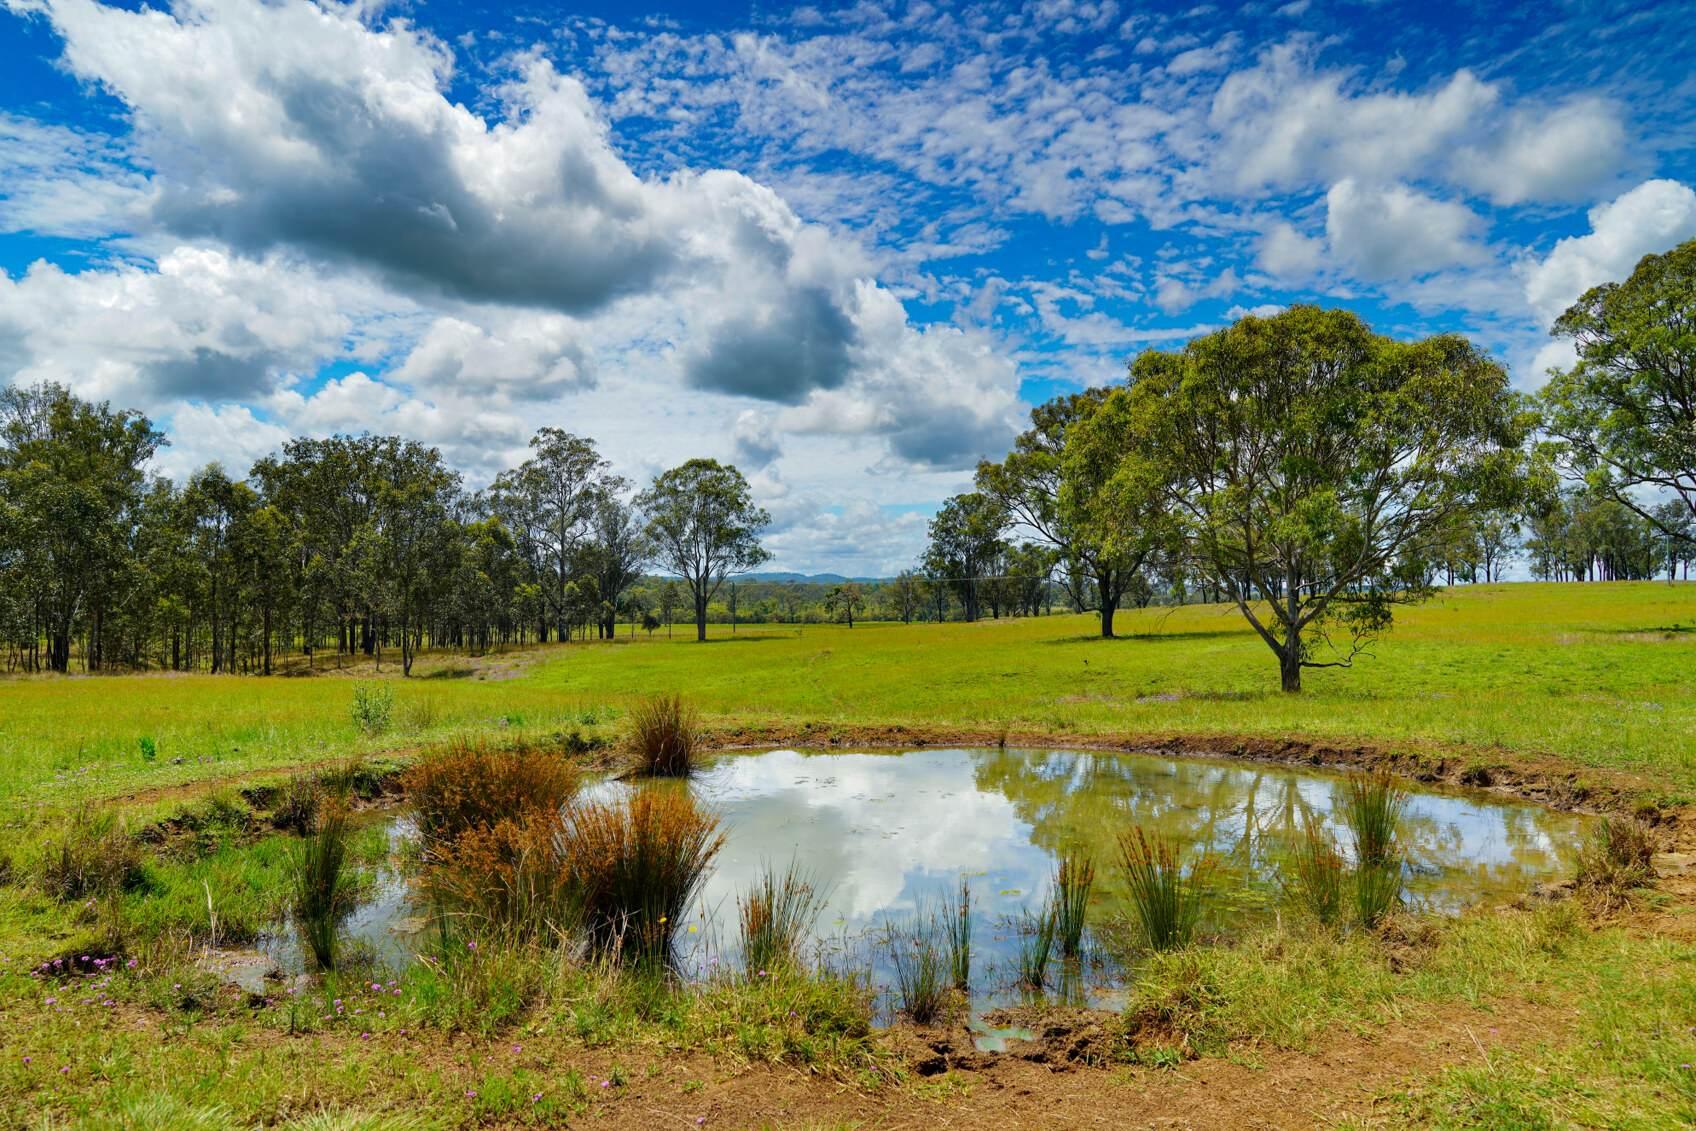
[254,747,1590,1019]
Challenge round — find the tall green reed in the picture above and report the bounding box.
[293,801,351,970]
[1119,827,1213,951]
[1053,849,1095,958]
[738,860,824,976]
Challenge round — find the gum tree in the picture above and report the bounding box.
[1072,306,1525,693]
[978,390,1160,638]
[636,459,771,642]
[1540,237,1696,540]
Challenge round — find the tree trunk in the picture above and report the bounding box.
[695,591,708,642]
[1279,645,1303,693]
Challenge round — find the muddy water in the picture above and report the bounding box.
[254,748,1588,1017]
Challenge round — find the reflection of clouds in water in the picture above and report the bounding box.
[695,749,1035,922]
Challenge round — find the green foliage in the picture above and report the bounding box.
[1541,237,1696,541]
[635,459,772,642]
[270,772,322,834]
[138,735,158,762]
[1119,828,1213,952]
[1070,305,1525,691]
[350,682,394,735]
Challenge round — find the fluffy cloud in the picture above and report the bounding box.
[1522,178,1696,325]
[1455,98,1627,206]
[1255,220,1325,279]
[1324,179,1483,280]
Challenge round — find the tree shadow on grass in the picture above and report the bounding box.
[1040,628,1247,645]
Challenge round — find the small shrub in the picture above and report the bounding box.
[1342,770,1407,869]
[407,736,581,853]
[942,878,971,991]
[1119,828,1213,952]
[293,802,353,970]
[886,914,950,1024]
[559,788,724,968]
[139,735,158,762]
[1574,816,1658,913]
[738,860,824,976]
[399,694,440,732]
[1054,849,1095,958]
[1354,861,1403,929]
[628,693,700,777]
[350,682,394,736]
[270,773,321,835]
[1281,815,1347,928]
[1015,900,1058,989]
[38,808,144,901]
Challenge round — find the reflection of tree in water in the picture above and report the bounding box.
[970,749,1585,925]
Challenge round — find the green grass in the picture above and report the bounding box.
[1,581,1694,1125]
[2,583,1693,823]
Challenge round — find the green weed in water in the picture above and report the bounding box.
[1119,827,1213,952]
[1053,849,1094,958]
[738,859,825,976]
[293,802,352,970]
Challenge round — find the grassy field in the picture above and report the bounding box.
[4,581,1693,815]
[2,581,1694,1129]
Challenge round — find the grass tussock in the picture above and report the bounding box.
[559,787,724,967]
[1054,849,1095,958]
[293,802,353,970]
[943,878,971,991]
[38,807,144,901]
[269,772,321,834]
[1015,900,1058,989]
[886,913,951,1024]
[1342,769,1408,869]
[738,860,825,976]
[406,736,581,852]
[1119,827,1213,952]
[627,693,701,777]
[423,811,575,944]
[1281,815,1347,928]
[1574,816,1659,914]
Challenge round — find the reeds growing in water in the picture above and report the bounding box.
[1014,900,1058,989]
[628,693,701,777]
[886,913,949,1024]
[942,878,972,991]
[1281,813,1347,928]
[1119,827,1213,951]
[738,860,825,975]
[406,735,581,853]
[1341,771,1409,927]
[293,801,351,970]
[1053,849,1095,958]
[559,788,724,968]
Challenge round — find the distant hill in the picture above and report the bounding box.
[730,571,887,584]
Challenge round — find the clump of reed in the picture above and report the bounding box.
[1574,816,1658,914]
[1343,770,1407,870]
[1119,828,1214,951]
[628,693,701,777]
[422,811,575,945]
[559,788,724,968]
[37,807,144,902]
[886,913,950,1024]
[1341,771,1409,928]
[1280,814,1347,928]
[1015,901,1058,989]
[738,860,825,976]
[406,736,581,853]
[1054,849,1095,958]
[292,801,352,970]
[942,878,972,991]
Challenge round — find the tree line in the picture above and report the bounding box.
[925,237,1696,691]
[0,402,770,674]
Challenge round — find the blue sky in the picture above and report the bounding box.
[2,0,1695,573]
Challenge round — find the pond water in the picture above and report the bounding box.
[254,747,1589,1018]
